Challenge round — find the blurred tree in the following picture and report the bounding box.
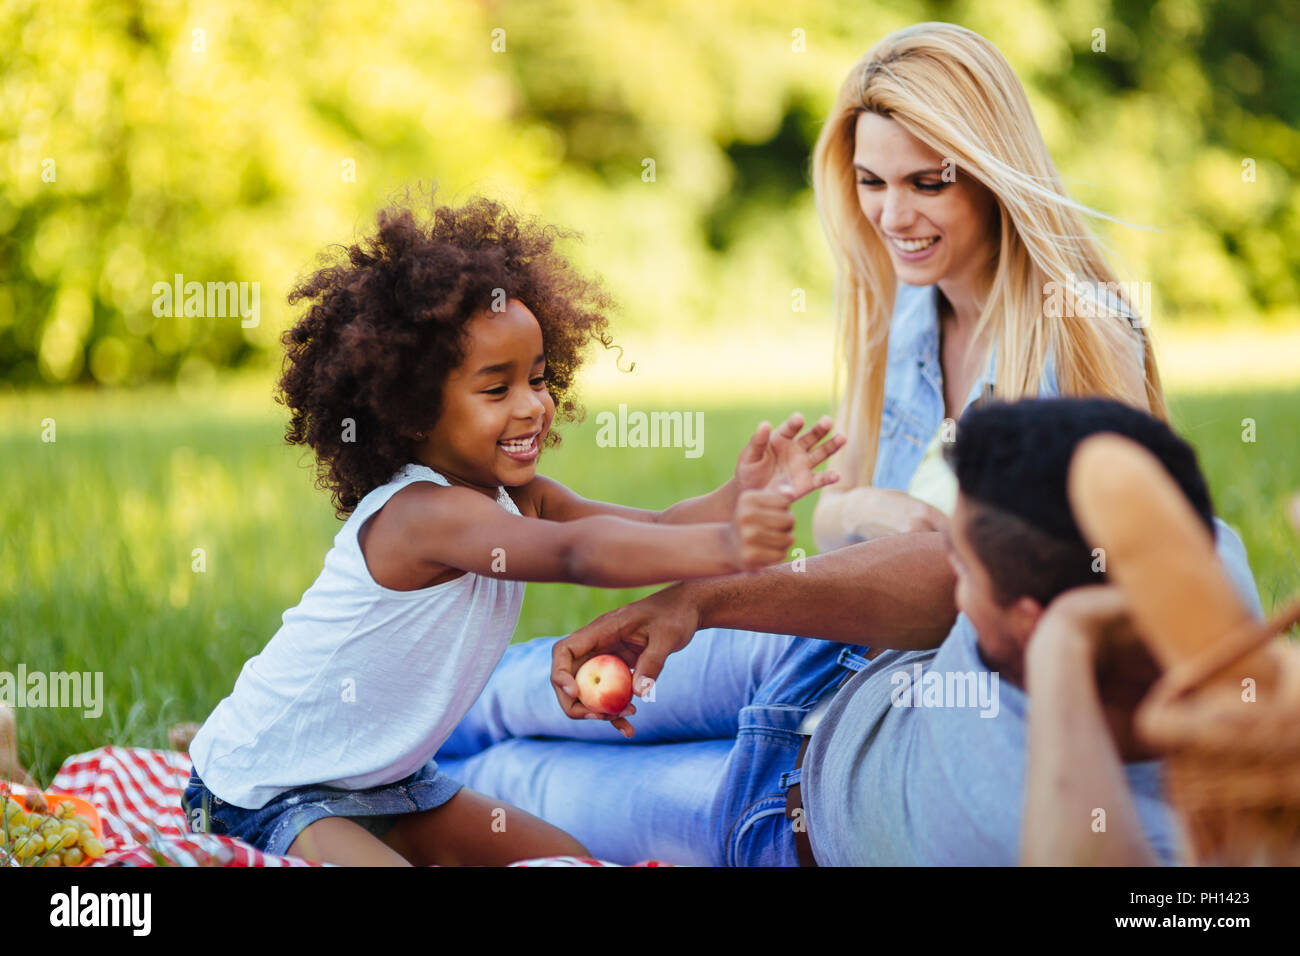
[0,0,1295,389]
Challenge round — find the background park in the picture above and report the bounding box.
[2,0,1298,787]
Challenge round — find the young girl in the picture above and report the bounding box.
[181,194,844,866]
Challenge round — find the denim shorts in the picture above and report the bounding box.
[181,760,464,859]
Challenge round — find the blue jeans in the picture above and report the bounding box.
[435,628,868,866]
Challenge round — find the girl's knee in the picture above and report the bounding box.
[288,816,412,866]
[398,787,587,865]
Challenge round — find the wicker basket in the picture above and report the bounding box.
[1136,598,1300,866]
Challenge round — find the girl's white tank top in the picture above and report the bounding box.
[189,462,525,809]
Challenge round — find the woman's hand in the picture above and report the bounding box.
[551,584,702,738]
[735,413,845,500]
[839,486,949,541]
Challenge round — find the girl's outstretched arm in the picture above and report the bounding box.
[392,481,798,588]
[532,413,844,524]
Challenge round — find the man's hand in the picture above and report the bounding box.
[735,413,845,500]
[1033,585,1148,673]
[551,584,702,738]
[1031,585,1162,751]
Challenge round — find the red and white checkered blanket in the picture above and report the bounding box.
[44,746,670,867]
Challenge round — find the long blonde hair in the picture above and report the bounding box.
[812,22,1167,488]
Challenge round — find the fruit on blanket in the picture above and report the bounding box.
[1,793,102,866]
[575,654,634,716]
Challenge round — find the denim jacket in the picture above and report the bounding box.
[872,282,1061,490]
[874,280,1157,491]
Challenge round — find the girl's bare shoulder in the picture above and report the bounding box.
[356,483,466,590]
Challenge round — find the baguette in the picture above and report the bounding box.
[1067,433,1271,683]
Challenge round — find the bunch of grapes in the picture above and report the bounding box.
[1,795,106,867]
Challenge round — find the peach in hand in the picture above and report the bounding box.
[574,654,634,716]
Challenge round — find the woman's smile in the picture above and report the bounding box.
[887,234,941,260]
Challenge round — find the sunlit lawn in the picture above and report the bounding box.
[2,372,1299,784]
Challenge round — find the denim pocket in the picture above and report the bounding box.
[204,796,230,836]
[882,396,927,449]
[182,777,227,836]
[181,785,206,834]
[879,402,901,439]
[728,794,797,867]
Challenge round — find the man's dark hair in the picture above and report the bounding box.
[944,397,1215,607]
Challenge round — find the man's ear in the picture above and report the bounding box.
[1008,595,1046,647]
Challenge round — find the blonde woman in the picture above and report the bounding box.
[434,24,1210,866]
[811,21,1161,548]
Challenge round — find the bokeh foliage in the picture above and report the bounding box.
[1,0,1297,388]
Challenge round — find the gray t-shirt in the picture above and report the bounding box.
[802,518,1263,866]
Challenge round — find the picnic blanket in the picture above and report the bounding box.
[45,746,670,867]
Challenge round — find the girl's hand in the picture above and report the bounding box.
[735,413,845,502]
[726,487,797,571]
[841,487,949,540]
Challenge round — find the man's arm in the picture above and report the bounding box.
[551,532,957,737]
[1021,588,1161,866]
[689,531,956,647]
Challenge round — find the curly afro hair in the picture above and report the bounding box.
[277,191,617,518]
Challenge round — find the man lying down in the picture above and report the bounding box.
[436,398,1262,866]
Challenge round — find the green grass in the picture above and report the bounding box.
[2,378,1298,785]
